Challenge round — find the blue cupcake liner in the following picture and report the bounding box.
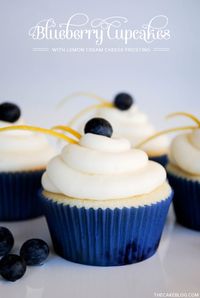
[149,155,168,167]
[0,170,44,221]
[167,171,200,231]
[41,191,173,266]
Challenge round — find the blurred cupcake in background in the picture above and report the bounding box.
[41,118,173,266]
[59,92,169,166]
[137,111,200,231]
[166,113,200,231]
[0,102,55,221]
[95,93,169,166]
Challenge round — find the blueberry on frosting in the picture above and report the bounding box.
[0,102,21,123]
[84,118,113,138]
[114,93,134,110]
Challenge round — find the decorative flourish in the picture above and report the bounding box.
[91,16,128,30]
[29,18,56,39]
[136,112,200,148]
[59,13,89,28]
[0,125,79,144]
[142,15,168,30]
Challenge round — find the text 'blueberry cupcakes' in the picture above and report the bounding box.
[40,118,173,266]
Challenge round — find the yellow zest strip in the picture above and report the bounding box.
[52,125,82,139]
[57,92,111,108]
[166,112,200,127]
[67,102,113,127]
[0,125,79,144]
[136,126,198,148]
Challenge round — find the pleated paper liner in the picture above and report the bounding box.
[149,155,168,167]
[41,191,173,266]
[167,171,200,231]
[0,170,44,221]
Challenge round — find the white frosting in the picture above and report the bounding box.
[42,133,166,200]
[0,118,55,172]
[169,129,200,175]
[95,106,169,156]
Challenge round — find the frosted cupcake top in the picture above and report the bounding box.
[169,128,200,175]
[0,102,55,171]
[42,118,166,200]
[95,105,168,156]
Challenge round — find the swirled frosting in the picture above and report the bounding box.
[168,129,200,175]
[0,118,55,172]
[42,133,166,200]
[95,106,169,156]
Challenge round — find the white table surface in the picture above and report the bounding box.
[0,206,200,298]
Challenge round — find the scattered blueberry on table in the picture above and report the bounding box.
[0,227,14,257]
[20,239,49,266]
[0,254,26,282]
[0,226,49,282]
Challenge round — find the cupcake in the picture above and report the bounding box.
[0,102,55,221]
[167,126,200,230]
[41,118,173,266]
[61,92,169,166]
[137,111,200,231]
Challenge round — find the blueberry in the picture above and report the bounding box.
[0,102,21,123]
[0,254,26,282]
[20,239,49,266]
[84,118,113,138]
[0,227,14,257]
[113,93,134,110]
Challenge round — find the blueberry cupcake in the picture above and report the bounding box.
[0,102,55,221]
[60,92,169,166]
[136,112,200,231]
[167,126,200,230]
[41,118,173,266]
